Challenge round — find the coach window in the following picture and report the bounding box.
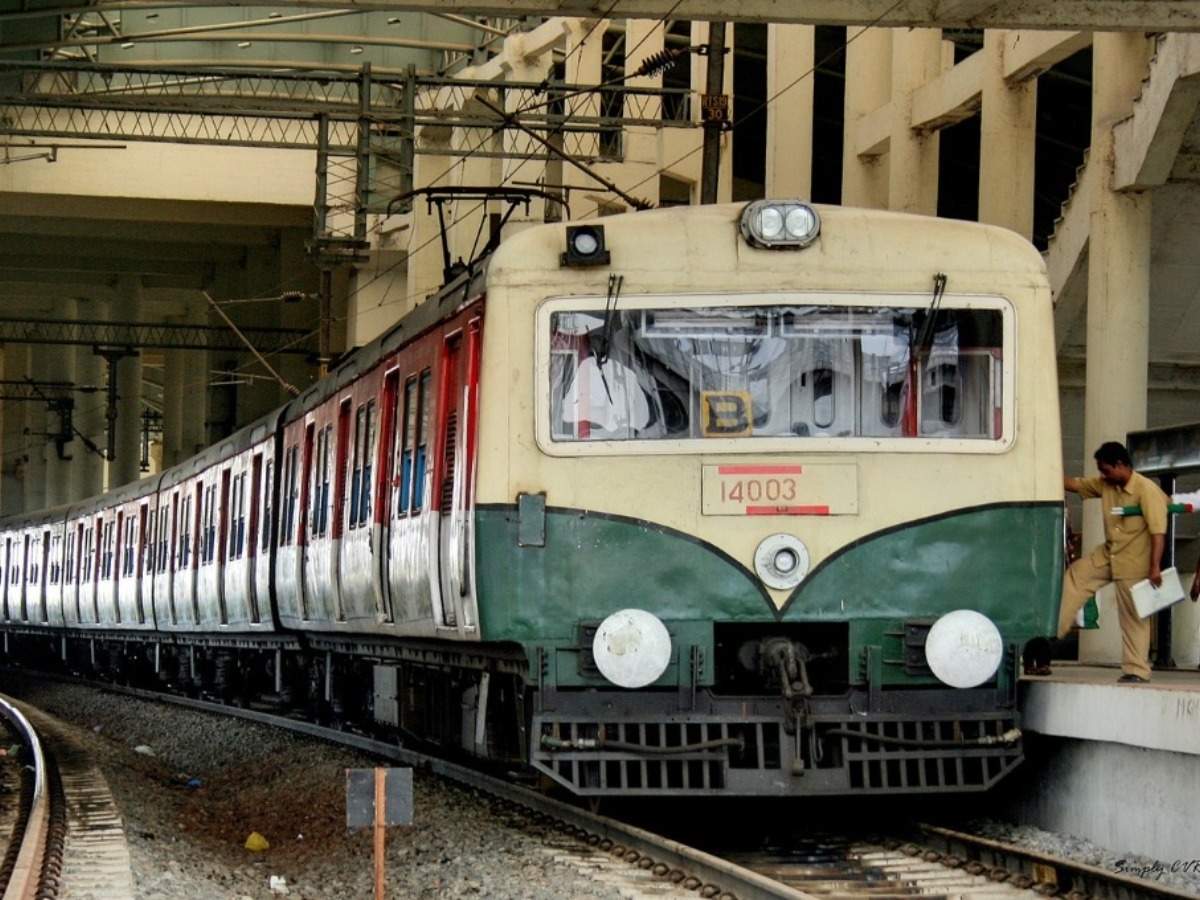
[312,425,333,537]
[123,516,136,577]
[545,301,1008,449]
[360,400,376,526]
[398,378,417,516]
[179,495,192,569]
[262,462,273,552]
[350,404,366,527]
[414,370,432,510]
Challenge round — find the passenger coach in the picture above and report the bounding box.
[0,200,1063,799]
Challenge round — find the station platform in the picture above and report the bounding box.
[1008,663,1200,863]
[1020,662,1200,756]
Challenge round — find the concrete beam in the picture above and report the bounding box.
[8,0,1200,30]
[854,101,891,157]
[1003,30,1091,82]
[0,252,212,280]
[1113,34,1200,191]
[911,48,984,131]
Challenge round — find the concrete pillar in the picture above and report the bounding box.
[179,298,209,458]
[24,343,46,513]
[619,19,666,208]
[162,341,185,469]
[71,308,105,502]
[501,36,552,227]
[765,24,815,199]
[111,277,144,487]
[888,28,942,215]
[564,18,606,219]
[841,27,891,208]
[1080,32,1154,666]
[1,346,29,516]
[978,31,1036,239]
[43,298,76,508]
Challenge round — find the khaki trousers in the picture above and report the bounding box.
[1057,553,1152,680]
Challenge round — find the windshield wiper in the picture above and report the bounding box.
[592,273,624,404]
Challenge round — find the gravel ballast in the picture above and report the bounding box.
[2,675,678,900]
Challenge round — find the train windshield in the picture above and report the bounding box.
[548,304,1003,443]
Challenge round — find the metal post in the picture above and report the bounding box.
[400,65,417,204]
[700,23,728,205]
[274,648,283,694]
[355,63,372,242]
[373,767,387,900]
[314,113,330,244]
[1157,472,1176,668]
[318,268,333,379]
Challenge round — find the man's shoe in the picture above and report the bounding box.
[1117,674,1150,684]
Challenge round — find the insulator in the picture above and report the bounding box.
[633,48,681,78]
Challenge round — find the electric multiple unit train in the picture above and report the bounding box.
[0,200,1063,797]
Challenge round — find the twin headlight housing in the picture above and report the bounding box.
[739,200,821,249]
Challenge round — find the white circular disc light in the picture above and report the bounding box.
[784,206,816,240]
[924,610,1005,689]
[758,206,784,239]
[592,609,673,689]
[572,230,599,255]
[754,533,810,590]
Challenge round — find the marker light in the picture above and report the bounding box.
[561,224,610,267]
[592,609,672,688]
[754,533,810,590]
[924,610,1004,689]
[740,200,821,249]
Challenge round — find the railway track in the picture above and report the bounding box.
[2,669,1192,900]
[0,692,133,900]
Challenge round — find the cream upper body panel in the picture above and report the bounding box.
[474,203,1061,598]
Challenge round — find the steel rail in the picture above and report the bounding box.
[0,696,47,900]
[916,823,1197,900]
[33,675,813,900]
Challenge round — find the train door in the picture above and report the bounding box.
[299,421,315,620]
[248,453,262,624]
[217,469,230,625]
[377,369,400,622]
[167,496,179,625]
[137,504,148,624]
[39,529,49,623]
[72,524,83,624]
[435,330,473,629]
[332,399,351,621]
[20,533,29,621]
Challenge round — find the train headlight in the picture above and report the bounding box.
[740,200,821,249]
[592,609,672,688]
[561,224,611,267]
[924,610,1005,689]
[754,534,810,590]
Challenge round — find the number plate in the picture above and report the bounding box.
[701,464,858,516]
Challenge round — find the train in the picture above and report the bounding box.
[0,199,1063,797]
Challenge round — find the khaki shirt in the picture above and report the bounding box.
[1077,470,1169,580]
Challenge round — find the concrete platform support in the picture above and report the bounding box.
[1,346,29,516]
[42,298,76,509]
[1016,671,1200,862]
[71,323,105,503]
[162,342,185,470]
[978,31,1036,239]
[1081,34,1154,666]
[765,25,814,199]
[888,28,942,215]
[23,344,47,513]
[841,27,891,208]
[179,301,209,459]
[111,278,144,488]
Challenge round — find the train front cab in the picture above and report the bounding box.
[473,203,1065,797]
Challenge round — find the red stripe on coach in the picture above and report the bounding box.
[717,465,804,475]
[746,505,829,516]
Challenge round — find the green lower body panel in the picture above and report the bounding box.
[475,500,1063,691]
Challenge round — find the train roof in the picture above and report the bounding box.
[280,264,487,421]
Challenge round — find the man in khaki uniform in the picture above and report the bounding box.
[1060,441,1168,683]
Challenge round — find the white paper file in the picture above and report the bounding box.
[1132,566,1185,619]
